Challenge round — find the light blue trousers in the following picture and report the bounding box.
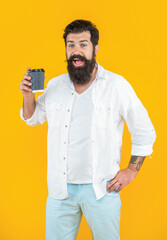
[46,181,121,240]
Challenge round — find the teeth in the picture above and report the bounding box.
[73,57,84,60]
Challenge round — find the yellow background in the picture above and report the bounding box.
[0,0,166,239]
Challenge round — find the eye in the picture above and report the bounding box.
[68,44,74,48]
[81,44,87,47]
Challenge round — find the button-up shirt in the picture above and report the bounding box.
[20,62,156,200]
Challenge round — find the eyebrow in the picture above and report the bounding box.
[67,40,89,44]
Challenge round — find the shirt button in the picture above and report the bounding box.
[67,109,70,112]
[64,141,66,144]
[63,157,66,160]
[63,172,66,175]
[72,92,74,95]
[65,125,68,127]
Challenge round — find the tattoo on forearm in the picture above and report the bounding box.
[129,156,146,171]
[136,157,145,170]
[130,156,138,164]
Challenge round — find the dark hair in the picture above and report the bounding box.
[63,19,99,47]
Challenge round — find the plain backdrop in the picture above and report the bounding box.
[0,0,166,239]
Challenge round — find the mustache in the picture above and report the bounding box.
[65,54,87,63]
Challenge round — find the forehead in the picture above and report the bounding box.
[66,31,91,43]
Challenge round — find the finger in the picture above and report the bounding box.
[108,182,120,193]
[115,185,122,193]
[20,85,32,92]
[26,67,31,74]
[106,179,118,190]
[22,79,32,86]
[23,74,31,81]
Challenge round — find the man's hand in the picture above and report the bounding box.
[19,67,46,97]
[106,168,138,193]
[20,67,34,97]
[106,155,146,193]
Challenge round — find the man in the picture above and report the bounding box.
[19,19,156,240]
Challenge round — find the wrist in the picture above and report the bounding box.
[24,94,35,100]
[23,95,35,106]
[127,166,139,177]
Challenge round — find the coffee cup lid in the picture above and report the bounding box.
[28,69,45,72]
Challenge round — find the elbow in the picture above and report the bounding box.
[131,127,156,157]
[26,121,40,127]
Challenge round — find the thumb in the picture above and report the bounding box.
[26,67,31,74]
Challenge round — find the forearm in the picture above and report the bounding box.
[23,95,36,120]
[128,155,146,172]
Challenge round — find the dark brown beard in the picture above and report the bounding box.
[66,48,96,85]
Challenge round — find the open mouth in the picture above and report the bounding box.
[73,58,84,66]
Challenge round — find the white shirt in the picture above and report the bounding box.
[20,62,156,200]
[67,76,96,184]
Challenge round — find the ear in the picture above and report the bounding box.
[95,44,99,56]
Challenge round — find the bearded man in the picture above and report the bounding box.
[20,19,156,240]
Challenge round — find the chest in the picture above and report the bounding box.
[45,80,121,129]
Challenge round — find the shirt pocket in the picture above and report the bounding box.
[46,101,62,127]
[94,101,115,128]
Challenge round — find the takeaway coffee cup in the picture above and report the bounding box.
[27,68,45,92]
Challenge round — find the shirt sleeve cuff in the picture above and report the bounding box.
[131,144,154,158]
[20,101,38,125]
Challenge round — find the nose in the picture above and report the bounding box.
[72,45,83,56]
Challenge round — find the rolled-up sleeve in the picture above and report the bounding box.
[117,77,156,157]
[20,88,47,126]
